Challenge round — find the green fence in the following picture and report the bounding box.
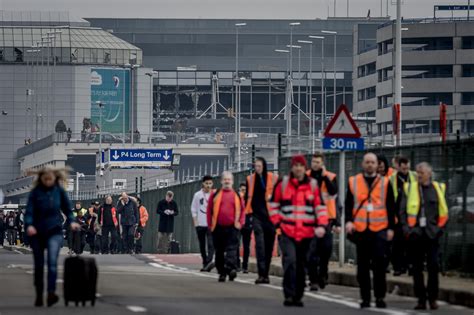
[279,138,474,276]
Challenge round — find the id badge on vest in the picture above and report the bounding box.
[419,216,427,227]
[367,203,374,213]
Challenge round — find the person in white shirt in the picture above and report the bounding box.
[191,175,215,272]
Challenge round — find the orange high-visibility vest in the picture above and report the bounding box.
[245,172,275,215]
[211,189,241,232]
[348,173,389,232]
[306,169,337,219]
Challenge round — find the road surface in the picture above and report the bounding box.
[0,248,471,314]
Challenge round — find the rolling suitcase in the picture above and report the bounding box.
[168,240,180,254]
[64,256,98,306]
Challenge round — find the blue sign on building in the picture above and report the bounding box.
[322,138,365,151]
[109,149,173,163]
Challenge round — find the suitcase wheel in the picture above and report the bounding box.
[75,300,79,307]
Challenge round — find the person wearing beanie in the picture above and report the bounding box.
[269,155,328,307]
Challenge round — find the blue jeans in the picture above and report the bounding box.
[31,233,63,293]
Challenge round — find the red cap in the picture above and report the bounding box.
[291,155,307,168]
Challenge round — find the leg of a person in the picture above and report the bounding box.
[411,235,427,303]
[127,226,135,253]
[46,234,63,294]
[356,232,372,303]
[101,227,110,254]
[212,227,225,275]
[163,233,170,254]
[295,238,311,300]
[391,225,405,272]
[236,230,241,269]
[95,235,102,254]
[206,229,215,264]
[30,236,46,294]
[224,227,239,273]
[241,227,252,270]
[253,217,266,277]
[426,237,440,302]
[122,225,129,252]
[110,227,118,253]
[319,231,333,282]
[196,227,208,266]
[263,220,276,278]
[306,237,319,284]
[157,232,163,253]
[373,231,388,300]
[0,228,4,246]
[135,227,144,253]
[280,234,297,299]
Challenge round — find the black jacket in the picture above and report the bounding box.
[156,199,179,233]
[117,199,139,226]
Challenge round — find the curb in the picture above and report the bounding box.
[248,261,474,308]
[3,245,32,255]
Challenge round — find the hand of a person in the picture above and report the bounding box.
[387,229,394,241]
[333,226,342,234]
[315,227,326,238]
[26,226,37,237]
[345,222,355,234]
[234,221,242,230]
[70,222,81,231]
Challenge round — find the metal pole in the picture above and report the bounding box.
[309,44,314,152]
[290,26,293,79]
[347,0,349,17]
[334,0,336,17]
[395,0,403,146]
[297,48,301,136]
[321,39,325,134]
[75,172,79,201]
[338,151,346,267]
[131,67,134,144]
[122,69,126,143]
[468,0,471,21]
[149,73,153,143]
[34,45,39,140]
[333,33,337,115]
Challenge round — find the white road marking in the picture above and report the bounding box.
[147,260,409,315]
[126,305,147,312]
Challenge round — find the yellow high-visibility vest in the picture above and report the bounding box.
[404,181,448,228]
[389,170,417,200]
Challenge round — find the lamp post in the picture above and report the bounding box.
[124,63,141,144]
[235,22,246,171]
[298,40,314,151]
[287,44,302,136]
[309,35,325,134]
[145,71,157,144]
[322,30,337,117]
[96,101,104,175]
[275,49,292,137]
[75,172,85,201]
[289,22,300,79]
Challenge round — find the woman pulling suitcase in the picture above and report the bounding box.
[25,166,80,307]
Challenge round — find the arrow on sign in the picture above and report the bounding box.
[163,150,170,160]
[112,150,120,160]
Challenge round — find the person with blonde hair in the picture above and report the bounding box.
[25,167,80,307]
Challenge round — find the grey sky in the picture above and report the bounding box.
[0,0,471,20]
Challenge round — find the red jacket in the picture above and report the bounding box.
[270,175,328,241]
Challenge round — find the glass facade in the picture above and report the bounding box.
[0,26,142,65]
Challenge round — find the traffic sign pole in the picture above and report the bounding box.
[338,150,345,267]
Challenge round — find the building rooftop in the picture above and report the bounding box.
[0,10,90,27]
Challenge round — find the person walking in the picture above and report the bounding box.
[85,201,100,254]
[156,191,179,254]
[244,157,277,284]
[117,192,139,254]
[306,152,340,291]
[135,197,149,254]
[390,156,417,276]
[68,202,87,254]
[400,162,448,310]
[0,210,5,247]
[345,152,396,309]
[191,175,215,272]
[6,211,17,245]
[239,182,252,273]
[99,196,119,254]
[269,155,328,307]
[25,167,80,307]
[207,171,245,282]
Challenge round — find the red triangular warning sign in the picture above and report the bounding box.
[324,104,361,138]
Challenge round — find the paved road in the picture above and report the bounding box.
[0,248,471,315]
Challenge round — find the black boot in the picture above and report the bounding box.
[34,289,43,307]
[47,293,59,307]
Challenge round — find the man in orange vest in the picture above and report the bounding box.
[134,197,149,254]
[345,152,396,309]
[306,152,340,291]
[207,171,245,282]
[244,157,276,284]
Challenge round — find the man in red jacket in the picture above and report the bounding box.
[207,171,245,282]
[270,155,328,307]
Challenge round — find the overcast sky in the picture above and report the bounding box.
[0,0,470,20]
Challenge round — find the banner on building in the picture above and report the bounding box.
[90,68,130,133]
[440,102,447,143]
[392,103,400,137]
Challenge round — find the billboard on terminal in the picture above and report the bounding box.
[90,68,130,133]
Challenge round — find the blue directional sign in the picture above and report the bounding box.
[108,149,173,163]
[435,5,474,11]
[323,137,365,151]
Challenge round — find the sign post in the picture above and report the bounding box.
[323,104,364,267]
